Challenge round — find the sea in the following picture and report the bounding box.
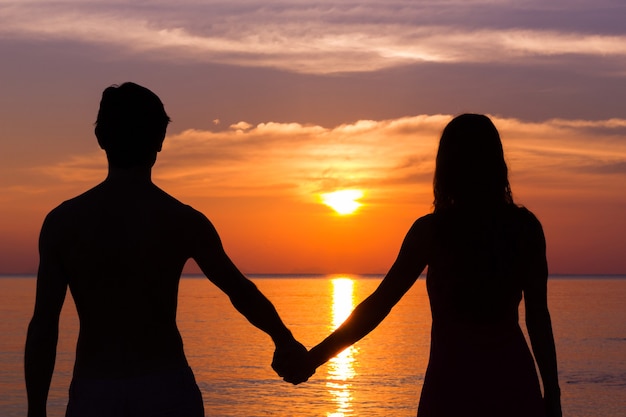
[1,275,625,417]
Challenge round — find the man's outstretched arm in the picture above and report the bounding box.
[191,213,310,379]
[25,211,68,417]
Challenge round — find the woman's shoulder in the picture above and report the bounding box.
[428,204,544,233]
[411,212,437,231]
[507,205,543,229]
[404,213,439,250]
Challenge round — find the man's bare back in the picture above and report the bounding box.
[46,178,211,378]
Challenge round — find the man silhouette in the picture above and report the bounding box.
[24,82,307,417]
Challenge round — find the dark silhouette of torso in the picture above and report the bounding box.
[419,205,545,416]
[50,179,205,378]
[25,82,309,417]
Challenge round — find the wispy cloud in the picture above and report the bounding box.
[35,115,626,208]
[2,1,625,73]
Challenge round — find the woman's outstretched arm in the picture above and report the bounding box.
[307,215,432,370]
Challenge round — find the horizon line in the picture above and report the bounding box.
[2,273,626,279]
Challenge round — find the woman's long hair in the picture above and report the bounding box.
[433,114,513,212]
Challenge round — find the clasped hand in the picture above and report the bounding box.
[271,341,316,385]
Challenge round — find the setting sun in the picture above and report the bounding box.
[321,190,364,215]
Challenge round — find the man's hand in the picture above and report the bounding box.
[271,340,315,384]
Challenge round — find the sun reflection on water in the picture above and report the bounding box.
[327,277,358,417]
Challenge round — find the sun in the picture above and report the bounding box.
[321,189,364,215]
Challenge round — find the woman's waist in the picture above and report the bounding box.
[430,317,525,343]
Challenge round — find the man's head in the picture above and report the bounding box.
[95,82,171,168]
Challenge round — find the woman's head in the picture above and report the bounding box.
[433,114,513,211]
[95,82,171,168]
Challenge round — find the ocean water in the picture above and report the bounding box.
[1,275,625,416]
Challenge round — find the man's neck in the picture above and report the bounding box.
[105,165,154,186]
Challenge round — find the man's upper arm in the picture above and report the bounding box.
[31,210,68,325]
[189,210,248,293]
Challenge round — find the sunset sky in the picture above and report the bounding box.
[1,0,625,274]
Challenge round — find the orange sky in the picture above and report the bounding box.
[2,115,625,274]
[1,1,625,274]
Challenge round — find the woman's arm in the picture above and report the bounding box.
[522,214,562,417]
[308,215,432,369]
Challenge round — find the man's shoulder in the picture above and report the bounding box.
[154,190,207,221]
[44,184,212,231]
[46,192,92,219]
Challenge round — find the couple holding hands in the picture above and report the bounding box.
[25,82,561,417]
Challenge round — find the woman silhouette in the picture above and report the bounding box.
[280,114,562,416]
